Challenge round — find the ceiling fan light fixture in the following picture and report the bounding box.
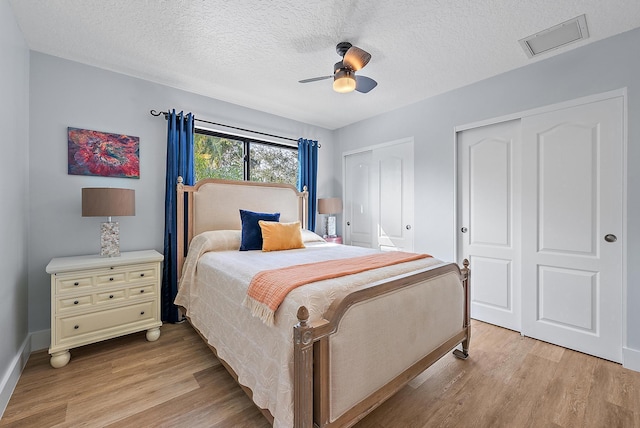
[343,46,371,71]
[300,41,376,94]
[333,69,356,93]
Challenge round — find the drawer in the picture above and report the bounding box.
[56,276,93,293]
[58,301,156,341]
[96,289,126,304]
[128,265,157,282]
[128,284,155,299]
[57,295,92,312]
[96,272,126,286]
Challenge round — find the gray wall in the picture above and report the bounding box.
[27,52,335,333]
[334,27,640,350]
[0,0,29,405]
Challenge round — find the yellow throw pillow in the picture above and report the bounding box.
[258,220,305,252]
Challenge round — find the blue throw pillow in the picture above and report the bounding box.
[239,209,280,251]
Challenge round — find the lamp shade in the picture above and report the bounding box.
[333,69,356,93]
[82,188,135,217]
[318,197,343,215]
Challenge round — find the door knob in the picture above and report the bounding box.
[461,227,468,233]
[604,234,617,243]
[406,225,411,230]
[347,222,351,226]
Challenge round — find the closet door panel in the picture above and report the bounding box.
[344,140,415,252]
[457,119,521,331]
[538,125,596,254]
[373,142,414,252]
[521,96,623,363]
[344,151,373,248]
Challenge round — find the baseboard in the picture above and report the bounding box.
[623,347,640,372]
[0,329,50,419]
[0,335,30,419]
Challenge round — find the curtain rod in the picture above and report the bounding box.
[150,109,320,147]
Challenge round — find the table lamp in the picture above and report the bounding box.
[82,188,135,257]
[318,197,342,237]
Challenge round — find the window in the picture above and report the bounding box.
[194,129,298,186]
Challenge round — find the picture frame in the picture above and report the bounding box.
[67,127,140,178]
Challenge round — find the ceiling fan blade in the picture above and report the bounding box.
[299,75,332,83]
[355,75,377,93]
[343,46,371,71]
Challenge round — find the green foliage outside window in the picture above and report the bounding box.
[249,143,298,185]
[194,132,298,186]
[194,134,243,181]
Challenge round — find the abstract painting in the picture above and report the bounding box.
[68,127,140,178]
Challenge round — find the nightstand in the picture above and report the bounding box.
[46,250,164,368]
[324,236,343,244]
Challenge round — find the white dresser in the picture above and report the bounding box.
[46,250,164,368]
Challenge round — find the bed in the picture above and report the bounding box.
[174,177,470,428]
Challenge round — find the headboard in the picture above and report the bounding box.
[176,177,308,276]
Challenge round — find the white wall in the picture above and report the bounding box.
[0,0,30,415]
[334,27,640,353]
[27,52,335,333]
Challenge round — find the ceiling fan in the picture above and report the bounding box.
[299,42,378,94]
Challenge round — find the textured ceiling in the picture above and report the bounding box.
[8,0,640,130]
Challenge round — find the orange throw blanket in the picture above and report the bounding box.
[244,251,431,325]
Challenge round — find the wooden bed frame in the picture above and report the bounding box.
[176,177,470,428]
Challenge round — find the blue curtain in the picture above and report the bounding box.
[162,110,194,323]
[297,138,318,231]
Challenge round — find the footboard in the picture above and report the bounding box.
[294,260,470,428]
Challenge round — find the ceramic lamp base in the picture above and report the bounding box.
[327,215,337,237]
[101,221,120,257]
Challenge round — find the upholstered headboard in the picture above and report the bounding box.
[176,177,308,276]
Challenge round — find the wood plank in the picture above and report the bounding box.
[2,321,640,427]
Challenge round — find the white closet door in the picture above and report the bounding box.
[521,97,623,362]
[458,120,521,331]
[344,140,415,251]
[344,151,373,248]
[372,142,414,252]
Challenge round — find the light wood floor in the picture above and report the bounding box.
[2,320,639,427]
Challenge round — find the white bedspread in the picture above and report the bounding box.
[174,230,443,428]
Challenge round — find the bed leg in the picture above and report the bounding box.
[453,343,469,360]
[453,259,471,360]
[294,306,314,428]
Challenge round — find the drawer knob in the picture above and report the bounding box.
[109,295,114,299]
[109,277,114,281]
[140,311,145,315]
[74,282,79,286]
[140,273,145,277]
[73,300,79,305]
[140,290,145,293]
[74,325,79,330]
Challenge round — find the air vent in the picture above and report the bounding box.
[519,14,589,58]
